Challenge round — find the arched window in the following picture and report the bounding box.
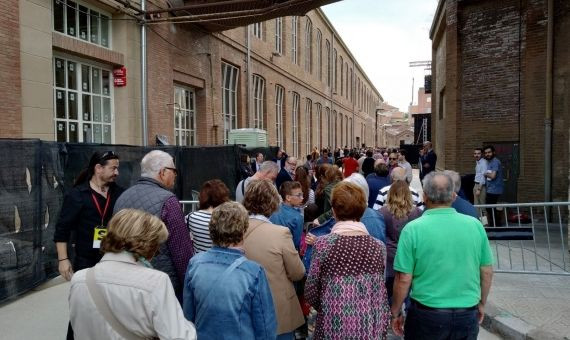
[325,40,331,87]
[292,92,300,157]
[275,85,284,147]
[275,18,283,54]
[316,103,322,149]
[340,56,344,96]
[316,30,322,81]
[252,74,265,129]
[325,107,331,147]
[304,18,312,73]
[291,17,298,64]
[305,98,312,154]
[333,49,338,92]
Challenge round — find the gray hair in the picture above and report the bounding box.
[422,172,454,204]
[141,150,174,178]
[443,170,461,193]
[390,167,407,183]
[259,161,279,174]
[343,173,369,202]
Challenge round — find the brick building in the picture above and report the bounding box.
[430,0,570,203]
[0,0,383,158]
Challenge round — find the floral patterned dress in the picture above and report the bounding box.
[305,233,390,340]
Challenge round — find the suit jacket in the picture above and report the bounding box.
[275,167,293,190]
[243,218,305,334]
[251,160,262,174]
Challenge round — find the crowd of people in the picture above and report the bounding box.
[55,141,501,339]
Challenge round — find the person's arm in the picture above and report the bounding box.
[478,265,494,324]
[161,197,194,285]
[54,189,83,281]
[281,228,305,281]
[153,274,197,340]
[316,185,333,223]
[484,160,497,179]
[391,272,413,336]
[251,267,278,340]
[182,262,196,322]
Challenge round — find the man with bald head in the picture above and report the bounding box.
[275,156,297,190]
[235,161,279,202]
[372,167,424,211]
[390,171,493,339]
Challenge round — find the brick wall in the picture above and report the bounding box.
[0,0,22,137]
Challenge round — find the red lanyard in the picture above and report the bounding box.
[91,192,111,226]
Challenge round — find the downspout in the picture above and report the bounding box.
[246,25,252,128]
[141,0,148,146]
[545,0,553,202]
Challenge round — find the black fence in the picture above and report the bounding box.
[0,139,273,303]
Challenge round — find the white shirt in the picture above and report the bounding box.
[70,252,197,340]
[398,161,413,184]
[475,158,488,185]
[373,184,424,211]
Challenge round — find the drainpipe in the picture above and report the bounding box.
[141,0,148,146]
[246,25,252,128]
[545,0,553,202]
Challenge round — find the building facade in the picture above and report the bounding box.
[430,0,570,203]
[0,0,383,158]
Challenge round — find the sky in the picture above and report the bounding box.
[322,0,439,112]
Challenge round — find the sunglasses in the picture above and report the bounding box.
[99,150,118,161]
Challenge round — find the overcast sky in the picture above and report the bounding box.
[322,0,439,112]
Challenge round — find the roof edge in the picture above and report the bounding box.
[429,0,447,39]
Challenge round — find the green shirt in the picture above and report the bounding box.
[393,207,494,308]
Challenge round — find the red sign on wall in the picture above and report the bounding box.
[113,67,127,87]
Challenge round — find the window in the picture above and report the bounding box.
[349,117,353,147]
[325,40,331,87]
[292,92,300,157]
[340,114,343,147]
[275,85,285,147]
[350,68,353,102]
[252,22,262,39]
[345,63,349,99]
[316,30,322,81]
[340,56,344,96]
[252,75,265,129]
[174,86,196,146]
[325,107,331,147]
[345,115,349,147]
[275,18,283,54]
[291,16,298,64]
[333,111,338,147]
[221,62,239,144]
[53,0,110,48]
[315,103,322,149]
[305,98,312,155]
[333,49,338,92]
[54,56,112,143]
[304,18,312,73]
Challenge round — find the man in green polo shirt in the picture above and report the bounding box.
[391,171,494,339]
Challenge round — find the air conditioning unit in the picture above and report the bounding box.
[228,128,268,147]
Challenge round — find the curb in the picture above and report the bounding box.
[483,301,567,340]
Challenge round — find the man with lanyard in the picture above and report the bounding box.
[54,150,123,339]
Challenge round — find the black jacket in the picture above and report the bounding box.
[53,181,124,269]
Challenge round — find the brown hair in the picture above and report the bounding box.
[243,179,280,217]
[198,179,230,210]
[386,181,414,219]
[209,201,249,247]
[294,166,311,203]
[101,209,168,260]
[279,181,302,201]
[331,182,367,221]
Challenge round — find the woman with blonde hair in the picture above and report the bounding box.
[242,179,306,340]
[380,180,422,299]
[69,209,196,339]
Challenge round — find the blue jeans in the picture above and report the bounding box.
[404,302,479,340]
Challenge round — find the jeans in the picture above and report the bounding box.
[485,193,503,226]
[404,303,479,340]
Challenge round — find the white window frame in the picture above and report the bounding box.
[305,98,312,155]
[304,18,312,73]
[292,92,300,157]
[291,16,298,64]
[325,40,331,87]
[221,62,239,144]
[316,30,322,81]
[315,103,322,149]
[252,75,265,129]
[174,85,197,146]
[53,55,114,143]
[275,18,283,54]
[333,49,338,93]
[275,85,284,147]
[53,0,112,48]
[252,22,262,39]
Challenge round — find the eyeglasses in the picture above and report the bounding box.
[163,167,178,175]
[289,193,304,198]
[99,151,118,161]
[287,162,297,167]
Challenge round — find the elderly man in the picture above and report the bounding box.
[373,167,424,211]
[275,156,297,190]
[445,170,478,218]
[391,172,494,339]
[113,150,193,300]
[235,161,279,202]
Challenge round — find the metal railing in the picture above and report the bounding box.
[180,200,199,215]
[475,202,570,276]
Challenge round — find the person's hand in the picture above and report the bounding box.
[305,233,317,245]
[59,259,74,281]
[477,302,485,324]
[312,218,320,226]
[391,315,405,336]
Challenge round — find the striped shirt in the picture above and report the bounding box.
[185,210,213,254]
[373,184,424,211]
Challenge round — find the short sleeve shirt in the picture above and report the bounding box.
[486,158,503,194]
[394,208,494,308]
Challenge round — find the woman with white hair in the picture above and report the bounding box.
[69,209,197,339]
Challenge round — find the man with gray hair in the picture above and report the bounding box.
[373,167,424,211]
[390,172,493,339]
[444,170,478,218]
[235,161,279,202]
[275,156,297,190]
[113,150,193,301]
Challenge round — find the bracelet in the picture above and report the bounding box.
[58,258,69,262]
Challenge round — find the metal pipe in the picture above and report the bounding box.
[141,0,148,146]
[545,0,553,202]
[246,24,252,128]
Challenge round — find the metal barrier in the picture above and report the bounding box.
[180,200,199,215]
[475,202,570,276]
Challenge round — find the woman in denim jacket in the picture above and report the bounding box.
[183,201,277,339]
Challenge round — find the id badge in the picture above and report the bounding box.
[93,226,107,249]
